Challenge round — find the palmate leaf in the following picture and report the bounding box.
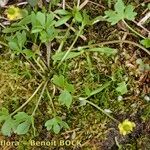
[52,75,65,89]
[52,75,74,93]
[58,90,72,109]
[8,41,20,52]
[53,124,61,134]
[0,108,14,137]
[45,118,60,134]
[15,119,31,135]
[45,118,56,131]
[45,116,69,134]
[1,117,14,137]
[14,112,30,121]
[13,112,32,135]
[104,0,137,25]
[114,0,125,15]
[0,108,9,123]
[64,82,74,93]
[124,5,137,20]
[104,10,121,25]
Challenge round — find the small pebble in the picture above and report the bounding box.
[118,96,123,101]
[144,95,150,102]
[104,109,112,114]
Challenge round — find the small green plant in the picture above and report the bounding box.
[1,1,146,141]
[0,2,121,137]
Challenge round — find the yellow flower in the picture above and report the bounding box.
[118,119,136,136]
[5,6,22,21]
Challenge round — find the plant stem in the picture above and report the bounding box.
[0,23,5,28]
[46,88,56,116]
[57,25,84,67]
[133,20,150,34]
[122,19,146,39]
[73,40,150,55]
[51,11,86,41]
[85,99,119,123]
[10,82,44,116]
[31,116,36,136]
[0,41,8,47]
[57,21,74,54]
[37,43,49,70]
[77,0,80,8]
[32,81,48,116]
[39,58,48,71]
[33,58,45,73]
[79,0,89,10]
[0,41,45,78]
[22,54,44,78]
[85,52,93,77]
[62,0,65,9]
[46,42,51,68]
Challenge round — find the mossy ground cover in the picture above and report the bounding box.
[0,0,150,149]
